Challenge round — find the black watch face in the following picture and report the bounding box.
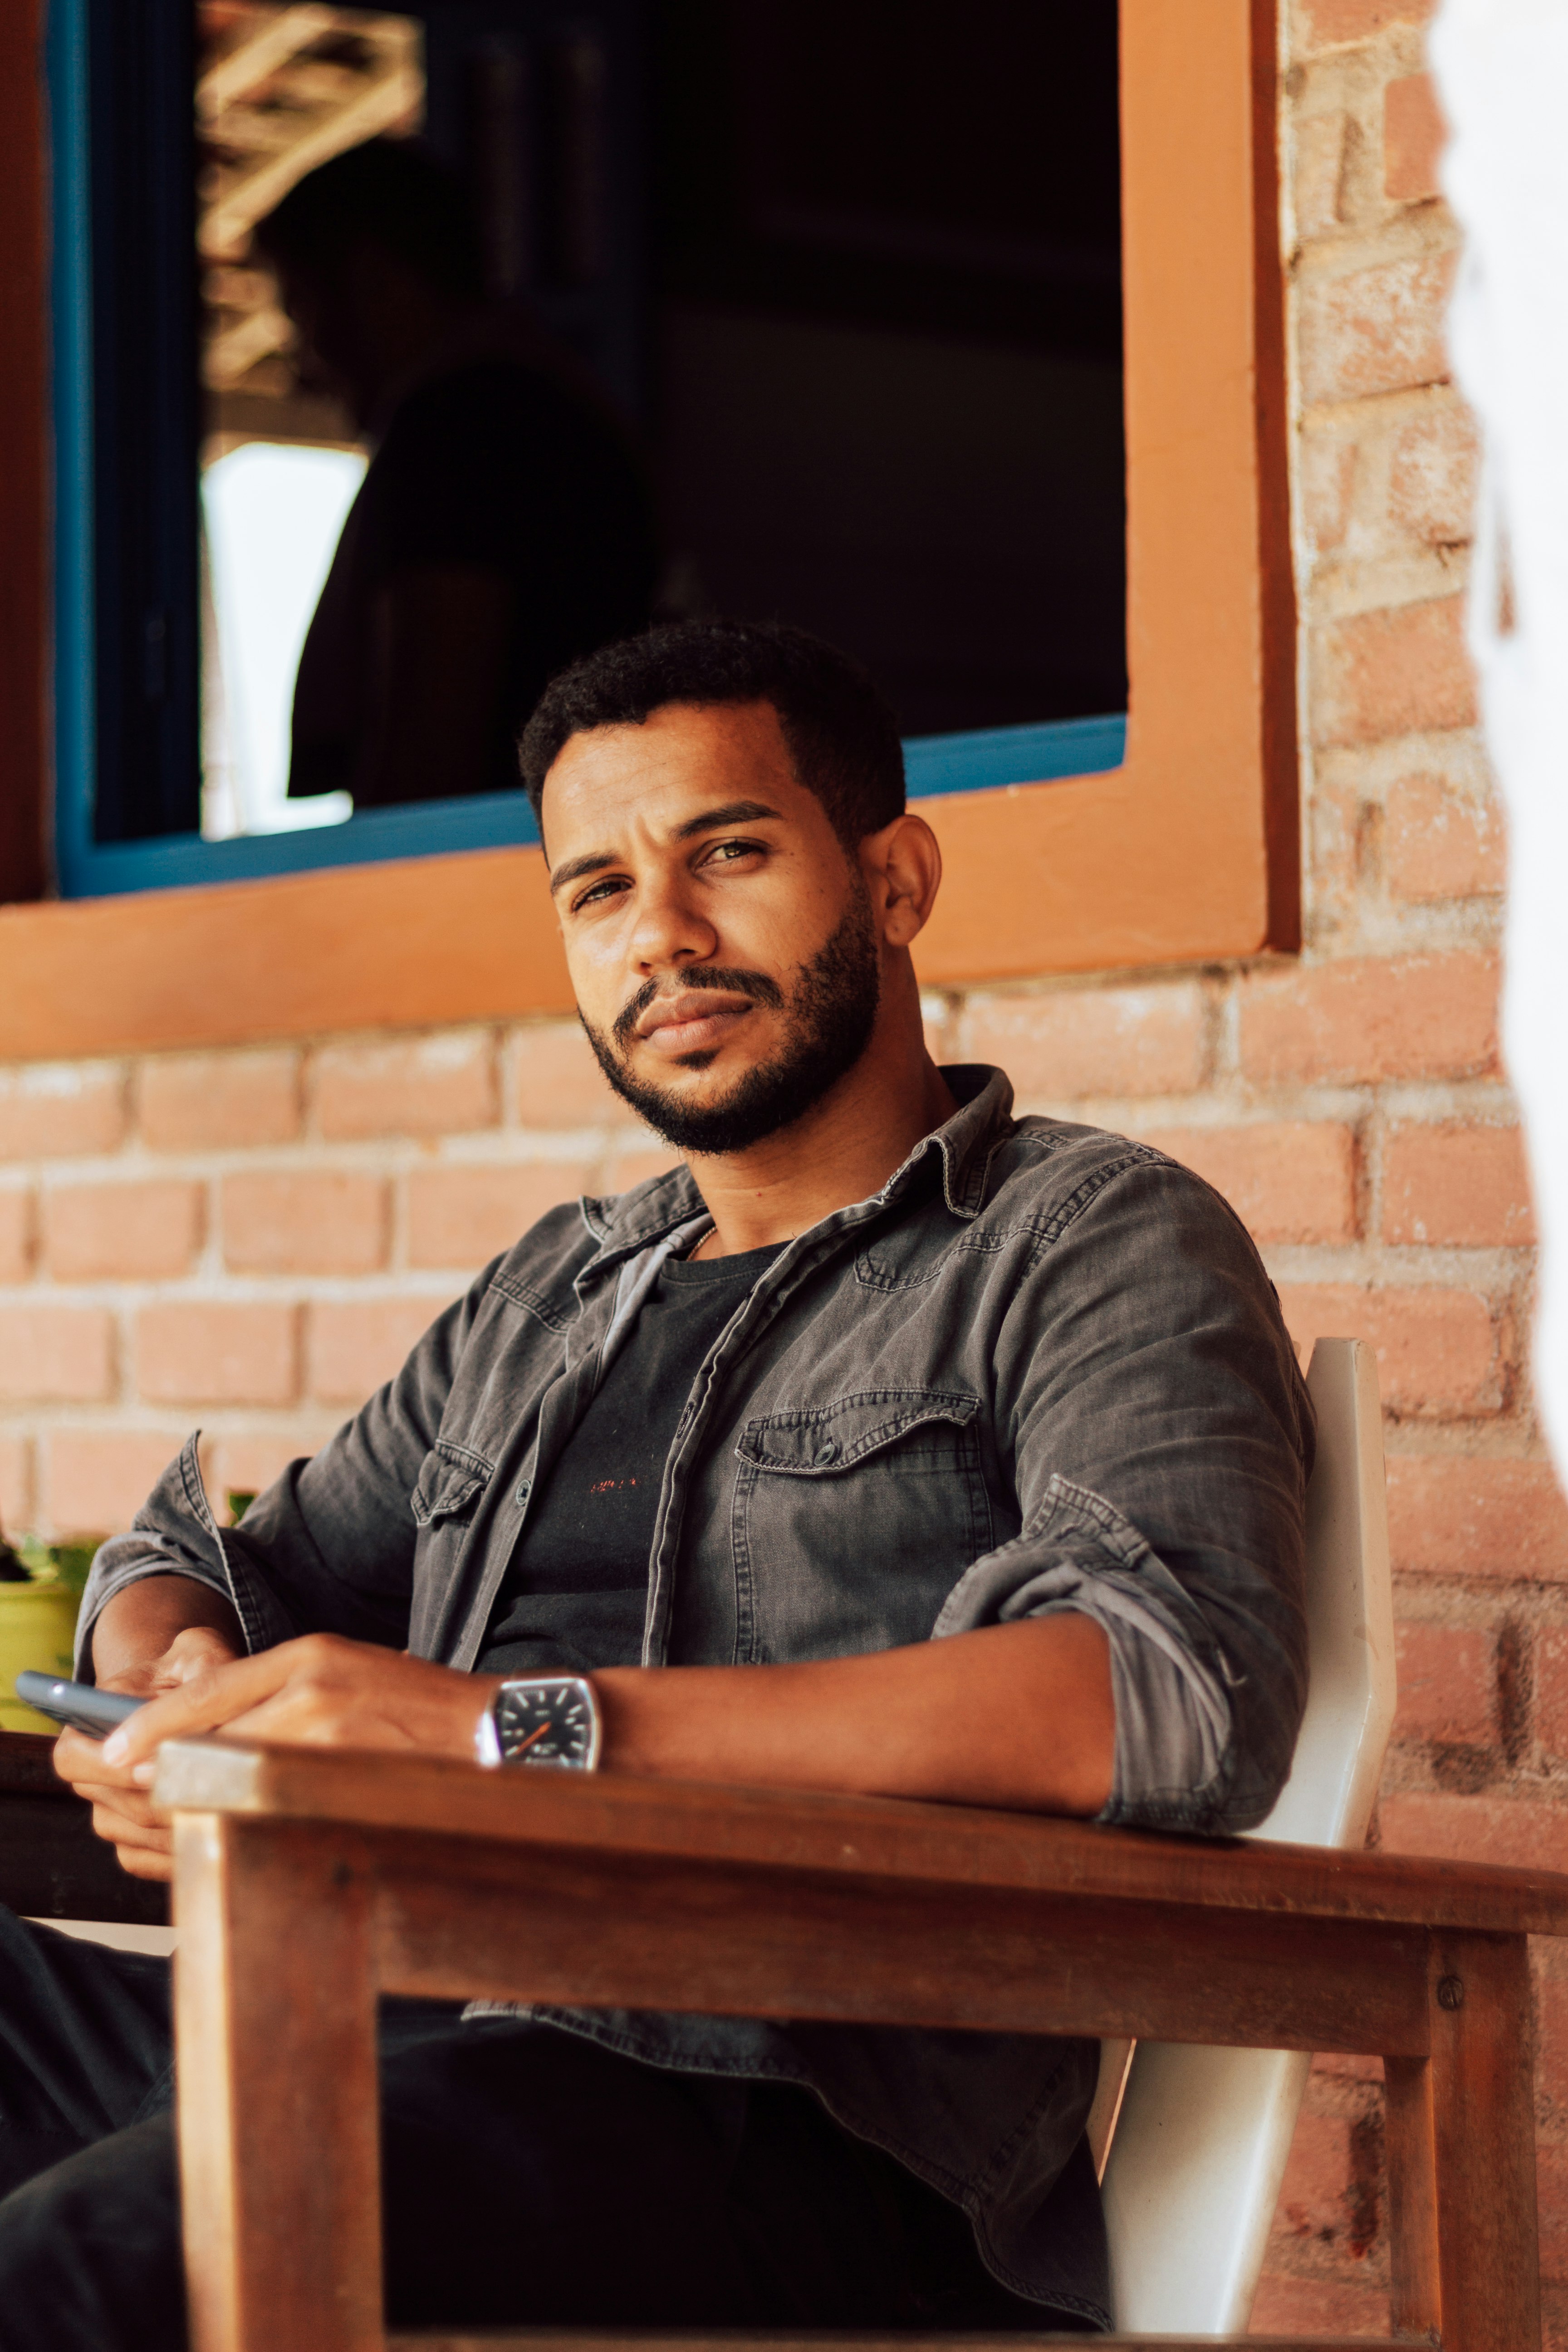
[496,1681,595,1769]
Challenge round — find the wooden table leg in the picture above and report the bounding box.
[1385,2054,1441,2340]
[1427,1930,1541,2352]
[175,1812,384,2352]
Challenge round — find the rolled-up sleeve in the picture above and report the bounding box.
[936,1151,1314,1834]
[75,1269,491,1680]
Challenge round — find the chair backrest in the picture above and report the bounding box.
[1098,1336,1396,2332]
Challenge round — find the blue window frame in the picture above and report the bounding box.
[48,0,1125,902]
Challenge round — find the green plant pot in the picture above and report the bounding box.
[0,1584,81,1734]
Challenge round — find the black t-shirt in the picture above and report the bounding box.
[478,1240,784,1676]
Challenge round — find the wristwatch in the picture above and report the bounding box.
[475,1675,602,1771]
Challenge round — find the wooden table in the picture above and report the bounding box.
[153,1735,1559,2352]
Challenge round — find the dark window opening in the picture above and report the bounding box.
[77,0,1122,851]
[655,1,1125,736]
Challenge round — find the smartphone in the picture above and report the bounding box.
[15,1674,145,1740]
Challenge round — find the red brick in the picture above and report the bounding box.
[1387,406,1479,549]
[1313,2049,1384,2083]
[307,1296,446,1406]
[1385,773,1505,902]
[0,1436,33,1532]
[136,1302,297,1406]
[1384,1123,1535,1249]
[1298,0,1433,45]
[407,1162,591,1269]
[314,1030,498,1142]
[1269,2109,1356,2244]
[0,1305,115,1402]
[1294,113,1350,243]
[1534,1972,1568,2124]
[208,1431,321,1508]
[1532,1631,1568,1760]
[44,1180,204,1282]
[1308,775,1366,916]
[138,1048,301,1151]
[1384,72,1446,201]
[1299,428,1358,552]
[0,1189,34,1283]
[43,1429,186,1537]
[1299,250,1456,406]
[921,997,956,1066]
[0,1064,126,1161]
[1534,2141,1568,2284]
[1394,1620,1494,1746]
[964,982,1207,1102]
[1239,953,1498,1086]
[603,1149,686,1196]
[1387,1458,1568,1583]
[507,1025,622,1128]
[1140,1122,1357,1245]
[1277,1282,1502,1417]
[1313,597,1477,747]
[1380,1789,1568,1873]
[222,1171,388,1276]
[1250,2274,1390,2335]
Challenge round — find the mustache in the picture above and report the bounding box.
[611,966,785,1053]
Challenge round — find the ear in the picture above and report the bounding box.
[859,813,943,949]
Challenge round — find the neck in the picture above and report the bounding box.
[353,290,475,426]
[683,996,959,1259]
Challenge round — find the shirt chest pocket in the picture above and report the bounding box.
[411,1441,495,1577]
[728,1390,993,1661]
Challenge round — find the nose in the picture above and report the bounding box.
[627,862,718,975]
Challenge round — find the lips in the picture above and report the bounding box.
[635,990,758,1054]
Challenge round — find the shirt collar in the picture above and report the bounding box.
[577,1064,1016,1273]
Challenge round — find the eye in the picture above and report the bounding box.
[699,836,766,868]
[569,873,631,915]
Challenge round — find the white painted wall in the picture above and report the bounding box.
[1433,0,1568,1472]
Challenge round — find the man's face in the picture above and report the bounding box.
[545,701,882,1155]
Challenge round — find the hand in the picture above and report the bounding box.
[99,1634,502,1820]
[54,1622,243,1883]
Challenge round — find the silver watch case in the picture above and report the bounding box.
[475,1674,602,1771]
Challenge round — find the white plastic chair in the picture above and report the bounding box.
[1096,1336,1396,2332]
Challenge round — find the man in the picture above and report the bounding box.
[0,621,1310,2345]
[253,138,657,809]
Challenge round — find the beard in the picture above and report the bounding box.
[580,895,882,1156]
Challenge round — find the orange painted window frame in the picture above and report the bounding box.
[0,0,1294,1062]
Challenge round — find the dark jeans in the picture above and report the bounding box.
[0,1911,1086,2350]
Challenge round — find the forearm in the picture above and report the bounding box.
[92,1617,1113,1829]
[89,1573,244,1688]
[595,1615,1114,1816]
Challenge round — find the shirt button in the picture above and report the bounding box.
[814,1440,839,1466]
[515,1480,532,1508]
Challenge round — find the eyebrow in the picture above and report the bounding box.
[548,802,784,897]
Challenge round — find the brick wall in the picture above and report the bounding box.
[0,0,1563,2328]
[0,1028,674,1533]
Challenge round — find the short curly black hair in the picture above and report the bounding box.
[518,619,906,852]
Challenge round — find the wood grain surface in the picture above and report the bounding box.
[176,1811,383,2352]
[154,1735,1568,1939]
[384,2336,1383,2351]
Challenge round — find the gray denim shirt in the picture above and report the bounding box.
[81,1067,1312,2325]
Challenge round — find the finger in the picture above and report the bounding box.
[122,1690,345,1782]
[101,1646,300,1771]
[54,1727,146,1795]
[115,1845,172,1884]
[157,1627,245,1686]
[77,1785,165,1833]
[90,1804,171,1856]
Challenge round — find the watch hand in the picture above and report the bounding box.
[510,1720,556,1757]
